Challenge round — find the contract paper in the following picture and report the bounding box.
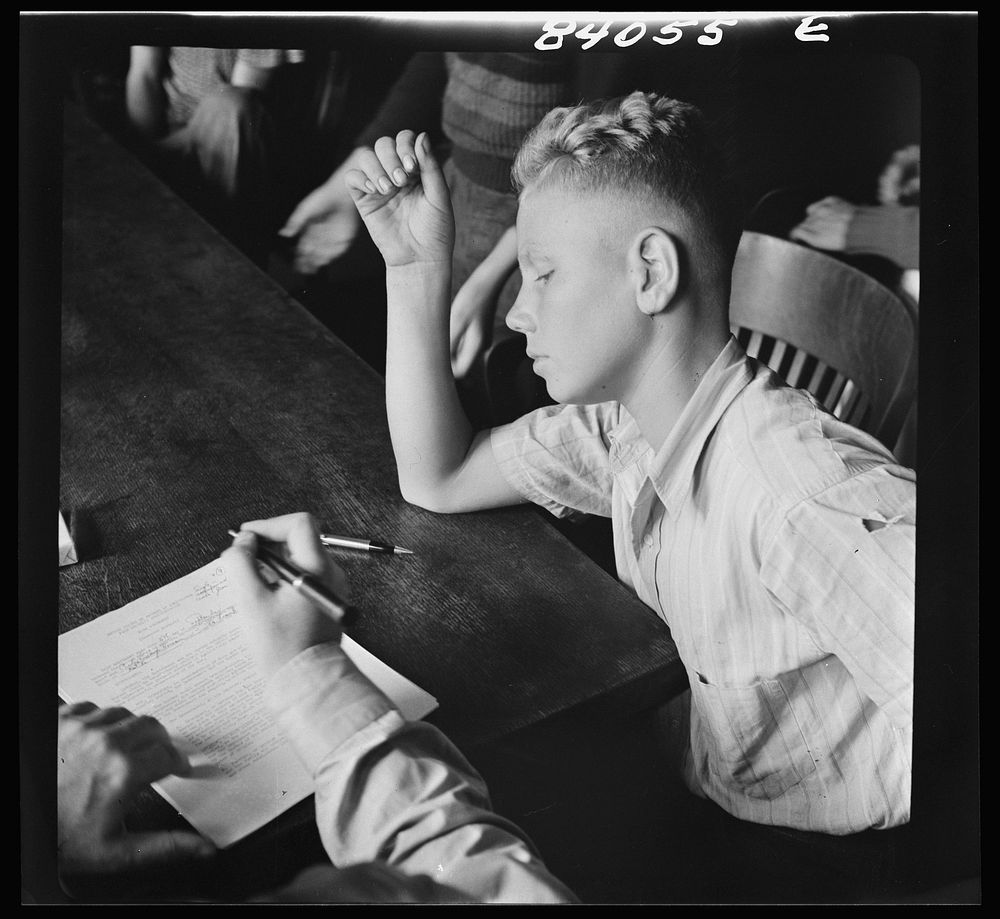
[58,559,438,848]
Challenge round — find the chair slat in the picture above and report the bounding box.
[728,231,917,452]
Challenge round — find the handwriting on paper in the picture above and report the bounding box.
[58,558,437,847]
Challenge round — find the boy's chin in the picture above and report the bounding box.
[545,378,602,406]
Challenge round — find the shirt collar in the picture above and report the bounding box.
[644,337,754,516]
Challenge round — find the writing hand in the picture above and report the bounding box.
[223,512,346,680]
[344,131,455,269]
[57,702,215,885]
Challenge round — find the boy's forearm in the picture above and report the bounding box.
[384,263,475,509]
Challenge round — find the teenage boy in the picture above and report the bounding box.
[344,91,914,836]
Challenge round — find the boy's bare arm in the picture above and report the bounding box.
[345,131,525,513]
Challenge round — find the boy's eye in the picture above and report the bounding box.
[536,271,553,284]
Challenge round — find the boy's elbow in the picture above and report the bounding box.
[398,480,463,514]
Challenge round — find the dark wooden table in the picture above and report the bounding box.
[57,101,687,900]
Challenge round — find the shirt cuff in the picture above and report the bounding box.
[263,642,399,775]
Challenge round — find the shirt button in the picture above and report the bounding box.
[643,534,654,549]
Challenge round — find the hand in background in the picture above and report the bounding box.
[57,702,215,885]
[449,226,518,378]
[279,154,365,274]
[223,512,347,680]
[345,131,455,269]
[789,195,857,252]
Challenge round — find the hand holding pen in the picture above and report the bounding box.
[222,513,354,680]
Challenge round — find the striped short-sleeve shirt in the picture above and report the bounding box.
[490,337,915,834]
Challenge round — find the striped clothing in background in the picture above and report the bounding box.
[491,337,914,834]
[442,53,572,192]
[356,52,576,193]
[163,48,306,130]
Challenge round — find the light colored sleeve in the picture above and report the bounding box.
[264,644,576,904]
[235,49,307,68]
[845,204,920,269]
[759,465,916,733]
[490,401,620,519]
[230,49,307,92]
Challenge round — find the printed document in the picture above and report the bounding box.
[58,559,438,847]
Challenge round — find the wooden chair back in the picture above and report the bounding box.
[729,231,918,452]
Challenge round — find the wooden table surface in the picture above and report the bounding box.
[57,101,686,899]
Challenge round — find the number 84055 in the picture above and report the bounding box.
[534,17,830,50]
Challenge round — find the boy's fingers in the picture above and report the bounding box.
[373,135,408,190]
[414,132,449,203]
[353,147,391,196]
[395,130,418,176]
[343,168,374,201]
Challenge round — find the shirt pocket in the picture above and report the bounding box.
[690,674,818,800]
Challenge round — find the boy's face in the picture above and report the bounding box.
[507,183,647,405]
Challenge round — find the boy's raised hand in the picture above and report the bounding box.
[345,130,455,269]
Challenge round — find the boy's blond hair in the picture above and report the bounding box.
[512,90,739,269]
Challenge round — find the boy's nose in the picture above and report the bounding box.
[505,288,536,335]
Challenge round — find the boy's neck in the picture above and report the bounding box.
[620,311,730,453]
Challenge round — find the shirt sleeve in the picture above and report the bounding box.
[235,49,307,69]
[263,643,576,904]
[490,402,619,519]
[759,464,916,734]
[845,204,920,269]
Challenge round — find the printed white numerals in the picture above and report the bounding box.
[652,19,699,45]
[534,21,577,50]
[536,16,833,50]
[698,19,739,45]
[574,21,611,50]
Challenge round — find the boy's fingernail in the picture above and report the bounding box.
[378,176,393,194]
[403,155,416,172]
[364,179,377,194]
[393,167,407,186]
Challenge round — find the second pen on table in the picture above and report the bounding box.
[228,528,358,628]
[321,534,414,555]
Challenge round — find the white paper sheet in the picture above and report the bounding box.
[58,559,438,848]
[58,511,77,566]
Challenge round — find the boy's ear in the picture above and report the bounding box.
[630,227,680,317]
